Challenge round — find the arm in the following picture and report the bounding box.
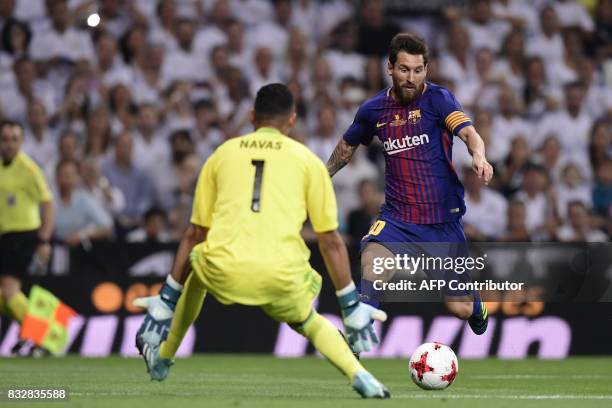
[36,200,55,264]
[169,224,208,285]
[458,125,494,185]
[326,139,358,177]
[317,230,353,290]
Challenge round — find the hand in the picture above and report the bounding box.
[337,284,388,353]
[35,243,51,265]
[472,153,494,185]
[133,279,182,351]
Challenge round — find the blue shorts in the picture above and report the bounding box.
[361,216,473,297]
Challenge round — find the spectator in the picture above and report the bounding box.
[490,85,532,161]
[53,159,113,247]
[225,18,250,69]
[247,0,293,59]
[131,43,164,104]
[495,136,530,196]
[247,47,282,96]
[556,201,607,242]
[535,81,592,161]
[498,200,531,241]
[119,26,147,65]
[160,18,208,87]
[463,166,508,240]
[45,129,81,179]
[126,207,171,243]
[514,163,557,239]
[148,0,178,52]
[589,120,612,171]
[356,0,400,56]
[463,0,510,53]
[0,18,31,84]
[552,0,595,33]
[193,99,225,161]
[439,24,474,87]
[22,100,55,168]
[194,0,230,59]
[324,20,366,85]
[83,105,113,165]
[347,179,384,244]
[307,104,339,162]
[166,153,200,238]
[94,33,133,89]
[102,131,156,233]
[555,162,592,219]
[527,5,564,65]
[592,158,612,217]
[80,158,125,217]
[132,103,169,170]
[30,0,94,68]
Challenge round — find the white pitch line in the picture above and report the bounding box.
[469,374,612,380]
[396,394,612,400]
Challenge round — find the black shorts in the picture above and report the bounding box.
[0,230,39,281]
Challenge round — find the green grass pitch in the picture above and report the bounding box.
[1,355,612,407]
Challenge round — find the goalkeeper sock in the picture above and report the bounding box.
[6,291,28,323]
[358,280,380,309]
[298,311,365,379]
[160,272,206,360]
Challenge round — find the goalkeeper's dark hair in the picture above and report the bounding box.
[389,33,429,66]
[254,83,294,121]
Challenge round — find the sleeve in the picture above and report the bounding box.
[306,155,339,233]
[30,163,53,203]
[433,88,473,136]
[342,102,374,146]
[190,153,217,228]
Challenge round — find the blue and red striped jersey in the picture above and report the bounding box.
[343,82,472,224]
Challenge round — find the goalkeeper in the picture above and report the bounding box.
[134,83,389,399]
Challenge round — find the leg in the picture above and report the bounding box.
[443,295,473,320]
[159,271,207,360]
[360,242,397,308]
[444,292,488,335]
[0,275,28,323]
[262,270,389,398]
[141,271,207,381]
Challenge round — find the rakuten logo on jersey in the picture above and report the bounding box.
[383,134,430,155]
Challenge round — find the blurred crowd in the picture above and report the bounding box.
[1,0,610,246]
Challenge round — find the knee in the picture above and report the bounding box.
[0,276,21,300]
[288,310,317,335]
[445,300,472,320]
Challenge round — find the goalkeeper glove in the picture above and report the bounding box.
[337,282,387,354]
[133,275,183,351]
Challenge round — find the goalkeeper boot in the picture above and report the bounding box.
[140,342,174,381]
[468,299,488,335]
[352,371,390,399]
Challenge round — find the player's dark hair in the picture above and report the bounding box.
[0,119,24,133]
[254,83,294,120]
[389,33,429,66]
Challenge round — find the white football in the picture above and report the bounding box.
[409,342,459,390]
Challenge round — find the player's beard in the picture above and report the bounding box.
[392,77,423,104]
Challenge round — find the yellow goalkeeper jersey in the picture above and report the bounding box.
[190,127,338,305]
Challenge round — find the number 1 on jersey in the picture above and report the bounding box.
[251,160,265,212]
